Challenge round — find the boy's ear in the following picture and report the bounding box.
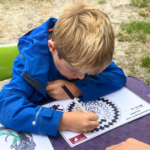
[48,40,56,53]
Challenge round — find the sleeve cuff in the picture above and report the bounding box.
[39,107,63,137]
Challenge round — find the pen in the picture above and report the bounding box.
[61,84,87,113]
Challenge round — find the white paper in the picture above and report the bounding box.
[0,124,54,150]
[43,87,150,147]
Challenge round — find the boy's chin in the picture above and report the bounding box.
[64,76,74,80]
[67,77,74,80]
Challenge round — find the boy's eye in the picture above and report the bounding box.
[87,73,96,76]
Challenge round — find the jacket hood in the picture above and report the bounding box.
[16,18,58,97]
[18,17,58,61]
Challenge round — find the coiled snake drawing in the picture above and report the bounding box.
[0,126,36,150]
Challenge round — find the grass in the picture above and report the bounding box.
[3,5,10,9]
[141,55,150,71]
[117,21,150,43]
[0,0,12,2]
[145,78,150,85]
[131,0,149,8]
[98,0,106,4]
[128,66,137,76]
[125,51,131,56]
[139,11,148,17]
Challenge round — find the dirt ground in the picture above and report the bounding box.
[0,0,150,90]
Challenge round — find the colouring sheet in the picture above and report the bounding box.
[1,87,150,149]
[0,124,54,150]
[43,87,150,147]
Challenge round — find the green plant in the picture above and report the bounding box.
[121,21,150,34]
[117,21,150,43]
[139,11,148,17]
[145,78,150,85]
[0,0,12,2]
[141,55,150,71]
[3,6,10,9]
[131,0,149,8]
[98,0,106,4]
[128,66,136,76]
[125,51,131,55]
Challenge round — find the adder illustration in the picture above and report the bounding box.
[0,126,36,150]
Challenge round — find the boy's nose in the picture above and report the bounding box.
[76,74,85,80]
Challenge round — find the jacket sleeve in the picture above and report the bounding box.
[74,61,126,102]
[0,53,63,137]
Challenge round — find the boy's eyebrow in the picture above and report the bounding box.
[67,64,97,75]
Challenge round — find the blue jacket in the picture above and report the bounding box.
[0,18,126,137]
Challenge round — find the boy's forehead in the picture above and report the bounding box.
[72,67,98,75]
[62,56,100,75]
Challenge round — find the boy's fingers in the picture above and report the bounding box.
[89,121,99,128]
[106,144,119,150]
[46,84,54,91]
[47,80,61,85]
[47,82,51,85]
[47,81,56,85]
[86,122,99,132]
[88,112,99,121]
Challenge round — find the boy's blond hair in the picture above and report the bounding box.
[52,0,114,74]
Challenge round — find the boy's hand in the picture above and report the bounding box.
[46,80,82,100]
[58,110,99,133]
[106,138,150,150]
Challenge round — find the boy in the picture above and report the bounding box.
[0,1,126,137]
